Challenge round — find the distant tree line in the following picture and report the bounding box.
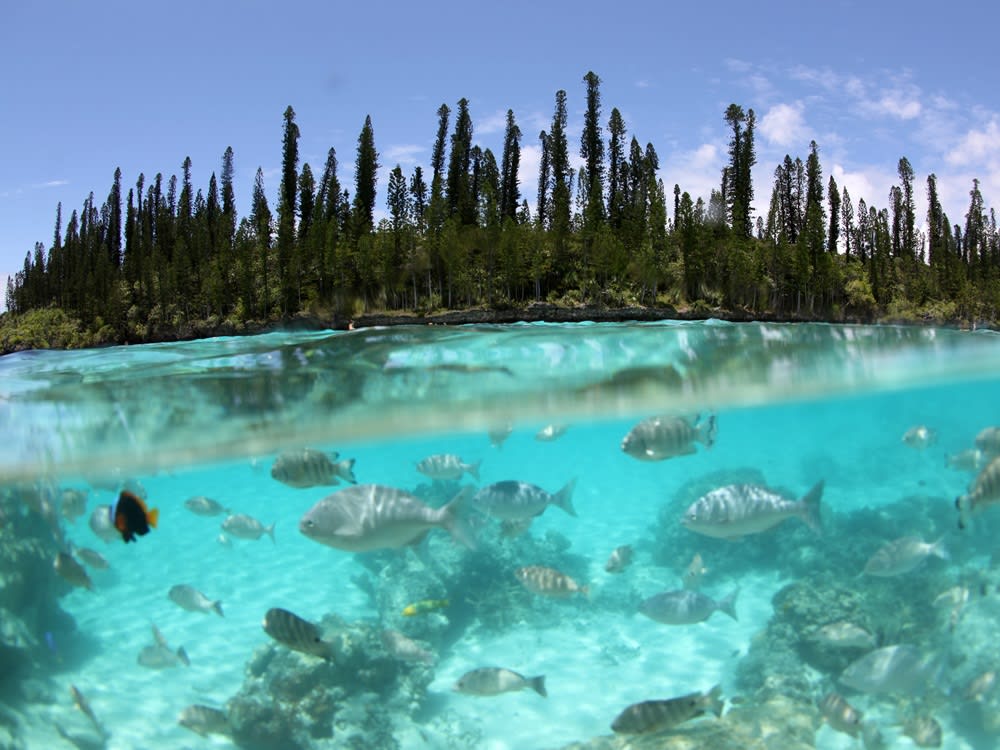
[6,71,1000,343]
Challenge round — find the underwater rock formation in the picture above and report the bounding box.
[226,615,433,750]
[552,695,818,750]
[0,483,80,704]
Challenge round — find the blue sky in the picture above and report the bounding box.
[3,1,999,298]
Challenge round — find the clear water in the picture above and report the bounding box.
[2,320,1000,750]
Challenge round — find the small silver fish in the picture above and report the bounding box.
[621,414,716,461]
[946,448,987,473]
[819,692,863,737]
[957,455,1000,528]
[416,454,481,481]
[682,481,823,539]
[453,667,547,697]
[902,425,938,449]
[169,585,223,617]
[69,684,106,738]
[808,621,876,650]
[221,513,275,543]
[271,448,356,488]
[472,479,576,521]
[863,536,948,577]
[183,496,231,516]
[903,716,942,748]
[611,685,723,734]
[682,553,707,590]
[74,547,110,570]
[515,566,588,598]
[638,589,738,625]
[60,489,88,522]
[88,504,119,544]
[178,705,230,738]
[216,533,232,548]
[487,422,513,448]
[138,644,190,669]
[966,670,998,702]
[535,424,567,441]
[976,426,1000,455]
[262,608,333,660]
[380,629,434,665]
[605,545,634,574]
[54,552,93,591]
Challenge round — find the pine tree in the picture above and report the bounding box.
[580,71,605,234]
[548,90,572,243]
[251,167,273,317]
[723,104,756,238]
[607,109,627,231]
[841,186,854,258]
[499,109,521,221]
[898,157,916,260]
[536,130,550,228]
[277,105,300,313]
[827,176,840,254]
[803,140,825,268]
[352,115,379,235]
[445,98,474,225]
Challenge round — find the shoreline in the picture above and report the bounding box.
[1,302,992,355]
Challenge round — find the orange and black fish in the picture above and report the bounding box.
[112,490,159,543]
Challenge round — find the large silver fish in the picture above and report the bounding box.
[299,484,473,552]
[611,686,723,734]
[839,644,939,694]
[863,536,948,577]
[271,448,356,488]
[975,426,1000,455]
[682,481,823,539]
[453,667,547,697]
[957,455,1000,528]
[54,552,94,591]
[416,454,481,481]
[638,589,738,625]
[471,479,576,521]
[60,488,88,522]
[621,414,717,461]
[262,608,333,660]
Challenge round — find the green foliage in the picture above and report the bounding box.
[8,83,1000,352]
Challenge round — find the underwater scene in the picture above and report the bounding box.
[5,320,1000,750]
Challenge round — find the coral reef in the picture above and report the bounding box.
[0,483,81,703]
[226,615,433,750]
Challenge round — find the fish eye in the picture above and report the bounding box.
[305,520,314,528]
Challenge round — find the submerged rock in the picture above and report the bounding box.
[226,616,432,750]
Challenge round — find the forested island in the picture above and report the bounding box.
[3,71,997,352]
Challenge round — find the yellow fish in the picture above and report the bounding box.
[402,599,449,617]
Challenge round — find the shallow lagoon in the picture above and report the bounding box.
[2,320,1000,749]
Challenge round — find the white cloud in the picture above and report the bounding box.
[635,80,650,89]
[517,143,542,213]
[946,119,1000,167]
[760,102,808,148]
[0,273,9,311]
[32,179,69,189]
[383,144,424,166]
[476,109,509,136]
[863,90,921,120]
[663,143,724,213]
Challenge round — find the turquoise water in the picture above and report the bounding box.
[3,320,1000,749]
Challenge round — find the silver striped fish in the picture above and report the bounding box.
[262,607,334,660]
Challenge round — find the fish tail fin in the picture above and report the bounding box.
[529,675,547,698]
[798,480,824,533]
[580,585,591,599]
[177,646,190,667]
[698,414,718,449]
[442,486,476,549]
[467,459,482,481]
[212,600,225,618]
[931,536,950,561]
[956,495,973,530]
[705,685,725,717]
[147,508,160,528]
[337,459,357,484]
[553,478,578,517]
[718,588,740,621]
[266,522,276,544]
